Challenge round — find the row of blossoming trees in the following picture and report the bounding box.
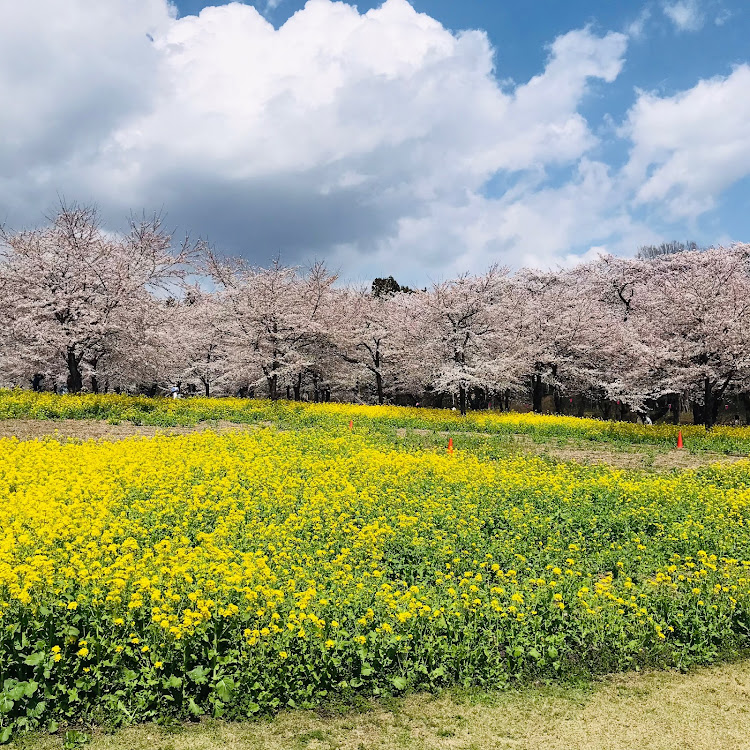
[2,205,750,427]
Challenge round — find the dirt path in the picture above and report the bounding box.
[0,419,261,442]
[396,427,746,470]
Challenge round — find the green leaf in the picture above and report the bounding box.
[27,700,46,719]
[166,676,183,689]
[528,648,541,660]
[511,646,524,658]
[215,677,235,703]
[187,698,203,717]
[187,666,209,684]
[246,702,260,715]
[360,664,374,677]
[0,726,12,745]
[0,697,14,715]
[24,681,38,698]
[547,646,559,659]
[24,652,46,666]
[9,684,28,701]
[391,676,407,691]
[63,729,90,749]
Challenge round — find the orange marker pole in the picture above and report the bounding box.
[677,430,683,449]
[349,420,353,431]
[447,437,454,454]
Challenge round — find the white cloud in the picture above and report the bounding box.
[662,0,705,32]
[623,65,750,219]
[714,8,732,26]
[625,7,652,39]
[338,158,656,283]
[0,0,638,280]
[0,0,175,219]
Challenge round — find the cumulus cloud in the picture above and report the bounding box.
[0,0,647,281]
[625,7,652,39]
[623,65,750,219]
[339,158,657,282]
[0,0,174,219]
[662,0,705,31]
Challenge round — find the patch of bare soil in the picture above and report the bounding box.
[540,445,743,470]
[0,419,261,442]
[396,427,744,471]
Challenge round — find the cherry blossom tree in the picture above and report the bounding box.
[416,267,524,415]
[0,203,194,392]
[637,245,750,428]
[166,289,226,397]
[204,254,337,400]
[515,267,613,413]
[330,288,418,404]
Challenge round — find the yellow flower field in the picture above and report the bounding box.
[2,389,750,453]
[1,396,750,740]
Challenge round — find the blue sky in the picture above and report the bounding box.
[2,0,750,283]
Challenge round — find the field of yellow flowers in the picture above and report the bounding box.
[3,389,750,453]
[1,392,749,741]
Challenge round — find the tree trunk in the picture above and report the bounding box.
[31,373,44,392]
[551,365,562,414]
[267,373,278,400]
[66,347,83,393]
[293,372,302,401]
[553,388,563,414]
[458,384,467,416]
[203,380,210,397]
[89,358,99,394]
[373,349,385,405]
[692,399,703,426]
[703,377,731,429]
[704,378,716,429]
[531,374,543,413]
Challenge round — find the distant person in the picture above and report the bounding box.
[170,384,180,399]
[644,415,653,425]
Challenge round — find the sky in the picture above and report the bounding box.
[2,0,750,285]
